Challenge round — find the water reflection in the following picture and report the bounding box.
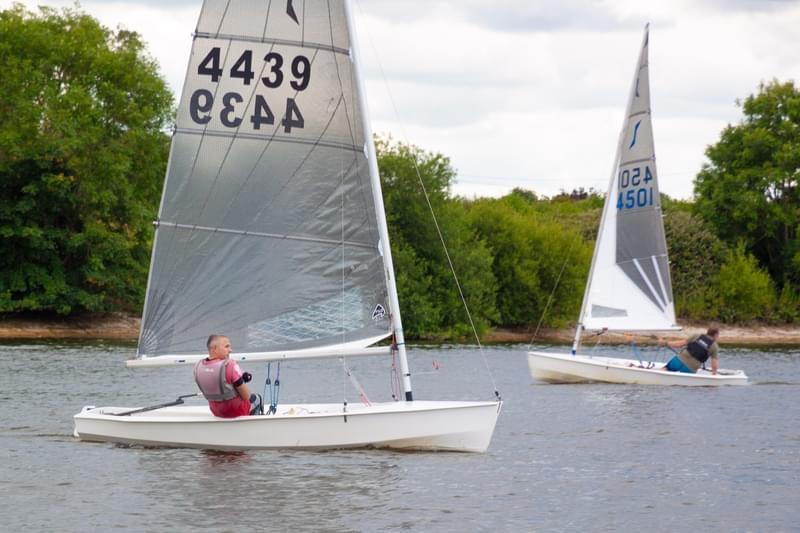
[129,448,400,531]
[201,449,252,466]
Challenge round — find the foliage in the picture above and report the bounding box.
[775,283,800,322]
[694,80,800,286]
[376,137,498,338]
[389,235,441,337]
[466,197,591,328]
[716,245,775,322]
[0,4,173,314]
[663,207,727,319]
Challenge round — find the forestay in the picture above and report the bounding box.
[138,0,392,357]
[579,25,677,332]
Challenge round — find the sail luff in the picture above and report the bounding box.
[343,0,413,401]
[136,11,211,359]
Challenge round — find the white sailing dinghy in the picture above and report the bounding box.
[74,0,501,451]
[527,26,747,386]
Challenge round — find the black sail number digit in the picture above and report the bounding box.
[262,52,284,88]
[282,98,304,133]
[290,56,311,90]
[230,50,255,85]
[189,89,213,124]
[220,92,243,127]
[197,47,222,82]
[251,95,275,130]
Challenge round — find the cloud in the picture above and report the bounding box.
[3,0,799,200]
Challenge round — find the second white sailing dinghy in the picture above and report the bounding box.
[527,26,747,386]
[74,0,501,451]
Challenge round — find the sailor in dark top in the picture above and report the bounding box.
[662,328,720,374]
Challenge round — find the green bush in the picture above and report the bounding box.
[663,208,727,319]
[466,196,591,328]
[716,245,775,322]
[775,283,800,322]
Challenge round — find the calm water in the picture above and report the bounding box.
[1,341,798,531]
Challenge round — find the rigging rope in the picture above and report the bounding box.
[343,362,372,406]
[354,0,499,400]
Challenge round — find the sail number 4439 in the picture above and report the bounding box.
[617,165,655,210]
[189,47,311,133]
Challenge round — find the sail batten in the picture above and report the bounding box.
[175,127,364,151]
[195,32,351,55]
[579,25,677,333]
[156,221,377,249]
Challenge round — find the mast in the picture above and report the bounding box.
[344,0,413,401]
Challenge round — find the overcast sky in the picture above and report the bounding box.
[5,0,800,199]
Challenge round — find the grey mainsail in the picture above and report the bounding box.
[138,0,391,356]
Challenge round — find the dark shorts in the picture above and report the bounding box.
[664,355,694,373]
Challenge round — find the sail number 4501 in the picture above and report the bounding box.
[617,165,654,210]
[189,47,311,132]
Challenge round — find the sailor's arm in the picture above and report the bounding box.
[232,369,252,401]
[235,381,251,401]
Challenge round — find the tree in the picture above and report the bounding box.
[663,208,727,319]
[376,137,498,338]
[694,80,800,286]
[467,196,591,328]
[0,5,173,314]
[716,245,775,322]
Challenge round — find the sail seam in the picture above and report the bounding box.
[174,127,362,152]
[156,221,377,249]
[619,156,654,167]
[195,32,350,55]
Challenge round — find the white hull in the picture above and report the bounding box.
[74,400,502,453]
[528,351,748,386]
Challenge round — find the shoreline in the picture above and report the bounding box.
[485,324,800,347]
[2,314,800,347]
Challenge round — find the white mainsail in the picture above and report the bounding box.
[138,0,393,358]
[578,25,677,333]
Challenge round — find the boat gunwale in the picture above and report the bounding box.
[74,400,502,423]
[528,350,748,383]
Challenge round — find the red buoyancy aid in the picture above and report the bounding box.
[194,358,238,401]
